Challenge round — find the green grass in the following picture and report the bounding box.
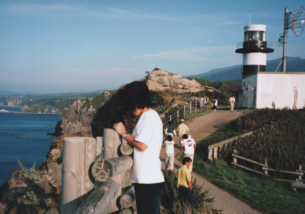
[192,109,305,213]
[193,159,305,213]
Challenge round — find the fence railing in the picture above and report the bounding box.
[61,129,135,214]
[162,100,205,126]
[208,132,253,160]
[61,100,208,213]
[232,150,305,188]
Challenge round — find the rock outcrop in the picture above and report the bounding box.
[21,105,58,114]
[142,68,205,93]
[58,91,113,136]
[0,137,64,214]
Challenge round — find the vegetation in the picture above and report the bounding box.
[161,170,218,214]
[16,158,43,184]
[194,108,305,213]
[189,78,242,97]
[194,159,305,214]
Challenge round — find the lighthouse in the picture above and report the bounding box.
[235,24,305,109]
[236,24,274,76]
[235,24,274,108]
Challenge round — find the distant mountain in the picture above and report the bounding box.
[185,57,305,81]
[0,91,36,96]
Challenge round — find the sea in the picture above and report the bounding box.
[0,106,62,184]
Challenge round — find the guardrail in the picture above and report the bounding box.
[232,150,305,189]
[162,100,204,126]
[61,129,135,214]
[208,132,253,160]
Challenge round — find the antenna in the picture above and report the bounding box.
[276,6,305,72]
[290,6,305,37]
[249,11,251,25]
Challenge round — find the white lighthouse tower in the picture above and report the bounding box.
[235,24,274,108]
[236,25,274,75]
[235,23,305,109]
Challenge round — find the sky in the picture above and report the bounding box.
[0,0,304,94]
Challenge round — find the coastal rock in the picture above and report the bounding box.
[0,167,59,214]
[58,91,113,136]
[142,68,206,93]
[20,104,58,114]
[47,162,62,186]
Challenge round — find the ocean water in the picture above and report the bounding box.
[0,106,62,184]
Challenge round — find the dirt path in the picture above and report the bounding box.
[161,109,261,214]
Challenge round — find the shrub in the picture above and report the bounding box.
[161,170,218,214]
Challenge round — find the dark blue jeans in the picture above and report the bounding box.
[134,182,164,214]
[178,186,194,211]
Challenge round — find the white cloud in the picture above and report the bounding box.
[127,46,236,62]
[5,3,176,21]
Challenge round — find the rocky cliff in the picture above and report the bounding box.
[142,68,206,93]
[55,91,113,136]
[21,105,58,114]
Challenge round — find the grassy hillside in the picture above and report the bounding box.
[189,78,242,96]
[194,108,305,213]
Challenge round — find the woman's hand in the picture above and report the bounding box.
[113,122,127,136]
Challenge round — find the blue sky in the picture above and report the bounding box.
[0,0,304,93]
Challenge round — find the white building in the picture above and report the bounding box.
[236,24,305,109]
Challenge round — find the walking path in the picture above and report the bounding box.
[161,109,261,214]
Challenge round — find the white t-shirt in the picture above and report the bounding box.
[229,97,236,103]
[181,138,196,154]
[130,109,164,184]
[164,140,175,154]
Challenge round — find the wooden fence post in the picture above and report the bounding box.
[92,156,133,182]
[183,105,186,118]
[96,136,103,161]
[103,128,122,213]
[190,101,192,115]
[120,139,134,156]
[213,147,218,159]
[74,178,119,214]
[264,159,268,176]
[177,110,179,122]
[233,150,237,166]
[119,185,135,209]
[208,148,213,160]
[170,115,172,122]
[61,137,96,214]
[299,165,303,181]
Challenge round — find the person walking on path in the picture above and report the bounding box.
[177,119,189,146]
[164,121,177,138]
[113,81,164,214]
[200,96,204,108]
[204,95,209,108]
[212,98,218,111]
[177,157,194,214]
[164,135,175,170]
[229,95,236,112]
[181,134,196,172]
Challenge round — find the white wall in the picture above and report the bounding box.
[240,75,257,108]
[256,72,305,109]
